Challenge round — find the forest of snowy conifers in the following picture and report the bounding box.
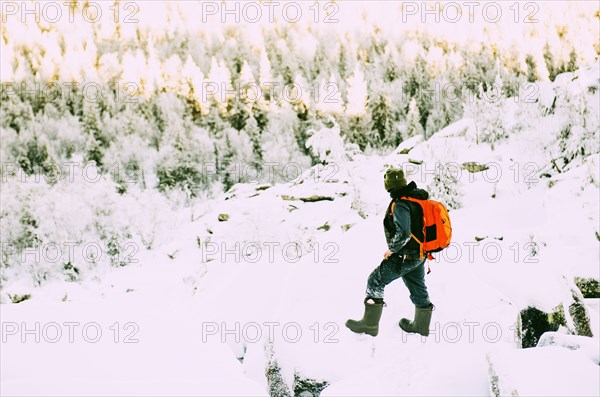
[1,3,600,396]
[1,2,598,290]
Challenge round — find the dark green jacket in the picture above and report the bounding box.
[383,181,429,254]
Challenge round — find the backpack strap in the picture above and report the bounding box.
[409,234,424,261]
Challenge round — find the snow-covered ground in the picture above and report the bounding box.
[2,64,599,396]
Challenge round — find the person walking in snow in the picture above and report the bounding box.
[346,167,435,337]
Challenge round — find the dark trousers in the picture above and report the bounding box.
[365,254,431,308]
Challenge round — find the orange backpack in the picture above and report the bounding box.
[390,197,452,261]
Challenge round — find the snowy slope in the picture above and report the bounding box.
[2,65,599,396]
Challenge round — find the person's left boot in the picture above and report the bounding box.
[399,303,434,336]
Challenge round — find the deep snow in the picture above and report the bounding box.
[2,64,599,396]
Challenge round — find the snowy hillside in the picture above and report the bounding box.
[2,59,599,396]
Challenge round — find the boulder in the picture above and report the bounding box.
[264,342,329,397]
[486,347,600,397]
[265,343,292,397]
[299,195,335,203]
[461,162,490,173]
[537,331,600,364]
[516,283,594,348]
[574,277,600,298]
[293,372,329,396]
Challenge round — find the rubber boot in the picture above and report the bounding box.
[345,298,385,336]
[399,303,434,336]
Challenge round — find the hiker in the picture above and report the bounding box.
[346,167,435,337]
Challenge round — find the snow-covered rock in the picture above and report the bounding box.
[537,332,600,364]
[486,347,599,397]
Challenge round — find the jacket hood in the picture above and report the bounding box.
[389,181,429,200]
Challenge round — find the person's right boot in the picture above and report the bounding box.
[399,303,434,336]
[345,298,385,336]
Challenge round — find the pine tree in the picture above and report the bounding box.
[345,64,367,116]
[543,43,558,82]
[219,133,237,192]
[208,56,231,114]
[259,50,273,84]
[82,101,102,140]
[252,103,269,133]
[227,98,249,131]
[182,55,206,120]
[310,43,326,82]
[428,171,462,210]
[338,43,349,82]
[406,98,424,138]
[82,100,107,167]
[203,98,229,136]
[525,54,539,83]
[565,48,578,74]
[384,55,399,83]
[316,74,343,114]
[368,92,393,145]
[143,35,163,96]
[425,77,462,137]
[463,79,506,149]
[244,115,263,163]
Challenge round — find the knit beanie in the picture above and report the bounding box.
[384,167,407,192]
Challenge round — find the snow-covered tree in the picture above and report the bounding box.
[207,57,232,114]
[552,82,599,169]
[345,64,368,116]
[405,98,424,138]
[368,93,394,145]
[156,126,215,199]
[316,73,343,114]
[427,168,463,210]
[305,118,346,164]
[244,115,263,163]
[463,76,507,149]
